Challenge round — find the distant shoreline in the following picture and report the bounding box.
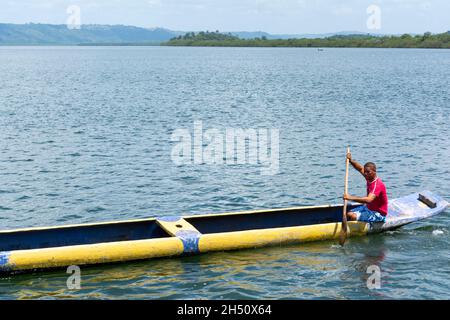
[162,31,450,49]
[1,31,449,49]
[0,42,162,46]
[1,43,449,49]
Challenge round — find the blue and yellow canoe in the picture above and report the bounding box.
[0,191,448,274]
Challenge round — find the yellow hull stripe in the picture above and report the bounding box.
[4,222,368,271]
[7,238,183,271]
[199,222,368,252]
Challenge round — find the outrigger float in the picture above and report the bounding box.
[0,191,448,274]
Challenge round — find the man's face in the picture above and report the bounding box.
[364,166,377,181]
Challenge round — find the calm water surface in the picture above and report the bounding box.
[0,47,449,299]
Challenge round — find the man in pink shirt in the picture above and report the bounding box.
[343,153,389,223]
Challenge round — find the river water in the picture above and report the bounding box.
[0,46,449,299]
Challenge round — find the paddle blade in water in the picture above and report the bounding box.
[339,225,348,246]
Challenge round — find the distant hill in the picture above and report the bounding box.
[0,23,434,45]
[0,23,182,45]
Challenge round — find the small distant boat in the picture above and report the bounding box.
[0,191,448,274]
[317,48,324,51]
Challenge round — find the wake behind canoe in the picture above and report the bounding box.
[0,191,448,274]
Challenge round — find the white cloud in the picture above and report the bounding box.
[148,0,162,8]
[333,6,354,16]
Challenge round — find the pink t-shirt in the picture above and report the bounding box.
[366,177,389,216]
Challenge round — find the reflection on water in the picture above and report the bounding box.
[1,238,391,300]
[1,224,449,299]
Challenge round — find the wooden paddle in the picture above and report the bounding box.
[339,146,351,246]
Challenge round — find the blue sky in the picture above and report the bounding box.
[0,0,448,34]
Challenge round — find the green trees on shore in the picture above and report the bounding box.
[171,30,240,42]
[165,31,450,48]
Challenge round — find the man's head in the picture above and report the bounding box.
[364,162,377,181]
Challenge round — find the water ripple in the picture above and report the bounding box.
[0,47,449,299]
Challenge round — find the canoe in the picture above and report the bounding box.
[0,190,448,274]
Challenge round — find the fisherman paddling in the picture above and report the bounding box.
[343,153,389,223]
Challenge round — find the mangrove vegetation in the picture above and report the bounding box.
[164,31,450,48]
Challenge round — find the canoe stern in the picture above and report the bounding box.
[370,191,449,232]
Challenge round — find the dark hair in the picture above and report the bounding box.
[364,162,377,171]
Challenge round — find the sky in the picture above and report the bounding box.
[0,0,448,34]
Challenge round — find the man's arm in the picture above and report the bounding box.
[347,153,365,177]
[344,193,376,204]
